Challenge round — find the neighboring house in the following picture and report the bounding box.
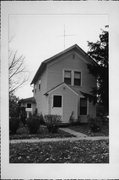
[31,44,97,123]
[19,97,36,118]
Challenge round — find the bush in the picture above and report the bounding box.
[27,115,41,134]
[44,115,61,133]
[39,113,45,125]
[19,107,27,125]
[88,117,101,133]
[16,126,29,135]
[10,117,20,135]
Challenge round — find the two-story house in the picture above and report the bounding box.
[31,44,97,123]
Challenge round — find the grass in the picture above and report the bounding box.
[10,125,75,140]
[10,139,109,163]
[69,123,109,136]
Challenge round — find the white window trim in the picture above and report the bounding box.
[74,70,82,87]
[80,97,89,115]
[52,94,63,108]
[63,69,73,85]
[63,69,82,86]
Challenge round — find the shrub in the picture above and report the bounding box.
[19,107,27,125]
[39,113,45,125]
[9,117,20,135]
[88,117,101,133]
[44,115,61,133]
[16,126,29,135]
[27,115,41,134]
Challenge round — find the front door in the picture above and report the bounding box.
[51,95,63,117]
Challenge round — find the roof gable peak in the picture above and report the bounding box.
[31,44,97,84]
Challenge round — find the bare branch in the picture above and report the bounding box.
[9,50,29,94]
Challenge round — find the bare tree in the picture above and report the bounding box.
[9,50,29,94]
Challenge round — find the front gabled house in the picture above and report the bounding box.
[31,44,97,123]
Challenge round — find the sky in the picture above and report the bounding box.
[9,14,108,99]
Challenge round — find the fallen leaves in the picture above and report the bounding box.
[10,139,109,163]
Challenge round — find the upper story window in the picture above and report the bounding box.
[63,70,81,86]
[39,80,41,90]
[34,84,36,93]
[39,84,41,90]
[64,70,71,85]
[27,103,31,108]
[74,71,81,86]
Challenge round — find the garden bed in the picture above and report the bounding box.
[10,139,109,163]
[10,125,75,140]
[69,123,109,136]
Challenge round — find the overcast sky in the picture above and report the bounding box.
[9,14,108,99]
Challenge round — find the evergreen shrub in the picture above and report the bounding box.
[27,115,41,134]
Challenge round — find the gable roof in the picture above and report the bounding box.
[44,82,94,97]
[44,82,79,96]
[31,44,98,85]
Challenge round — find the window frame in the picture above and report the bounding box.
[80,98,87,115]
[39,80,41,91]
[52,95,62,108]
[63,70,72,85]
[74,71,81,86]
[27,103,31,108]
[34,84,37,93]
[63,69,82,86]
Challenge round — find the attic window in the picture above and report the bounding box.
[64,70,71,85]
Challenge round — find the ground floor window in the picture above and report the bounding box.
[80,98,87,115]
[53,95,62,107]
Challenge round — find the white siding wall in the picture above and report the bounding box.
[34,69,48,115]
[33,49,97,121]
[48,84,78,123]
[47,50,96,93]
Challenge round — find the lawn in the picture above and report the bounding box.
[10,126,75,140]
[10,139,109,163]
[69,123,109,137]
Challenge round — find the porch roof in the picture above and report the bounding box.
[19,97,36,104]
[44,82,93,97]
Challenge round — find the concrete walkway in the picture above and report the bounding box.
[10,136,109,144]
[10,127,109,144]
[60,127,88,138]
